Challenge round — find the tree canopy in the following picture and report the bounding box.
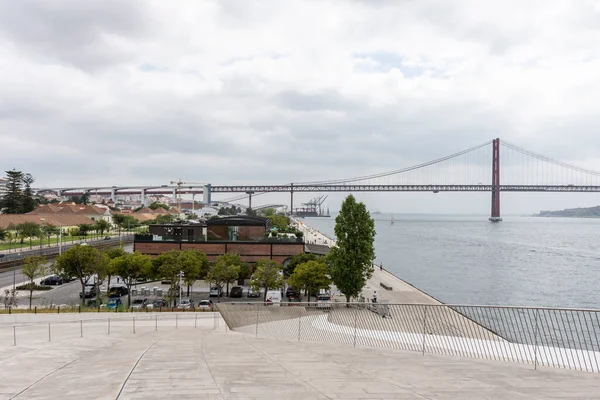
[207,254,243,295]
[250,259,283,300]
[267,214,290,231]
[0,170,36,214]
[328,195,376,303]
[110,252,152,306]
[288,259,331,301]
[284,253,320,278]
[55,244,106,306]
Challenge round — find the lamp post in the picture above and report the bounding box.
[179,270,184,306]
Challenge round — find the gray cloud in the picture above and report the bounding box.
[1,0,600,214]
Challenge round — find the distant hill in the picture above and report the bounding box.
[535,206,600,218]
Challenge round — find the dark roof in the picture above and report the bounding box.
[206,216,268,227]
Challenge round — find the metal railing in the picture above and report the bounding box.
[1,312,224,346]
[217,302,600,373]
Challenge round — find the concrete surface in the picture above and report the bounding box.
[1,313,599,399]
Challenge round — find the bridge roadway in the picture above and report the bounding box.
[36,184,600,196]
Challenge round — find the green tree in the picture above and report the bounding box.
[149,201,170,211]
[207,255,241,296]
[288,260,331,302]
[0,170,24,214]
[77,224,94,236]
[95,219,110,235]
[246,207,257,217]
[0,228,7,241]
[328,195,376,303]
[152,250,182,306]
[263,207,275,217]
[250,259,283,301]
[267,214,290,231]
[21,255,47,309]
[178,249,210,296]
[103,247,126,294]
[55,244,105,307]
[110,252,152,307]
[155,214,173,224]
[209,254,244,296]
[284,253,320,278]
[16,222,41,248]
[21,173,36,213]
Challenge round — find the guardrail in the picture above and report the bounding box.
[0,312,223,346]
[0,236,134,270]
[217,302,600,373]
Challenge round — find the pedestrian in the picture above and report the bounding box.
[372,290,377,303]
[379,262,383,271]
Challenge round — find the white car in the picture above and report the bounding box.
[130,298,147,311]
[317,294,331,309]
[198,300,213,310]
[177,299,193,309]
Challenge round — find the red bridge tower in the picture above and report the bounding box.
[490,138,502,222]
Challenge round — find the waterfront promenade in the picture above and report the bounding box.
[1,312,599,399]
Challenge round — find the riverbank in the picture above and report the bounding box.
[292,217,442,305]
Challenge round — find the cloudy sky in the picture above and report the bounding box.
[1,0,600,214]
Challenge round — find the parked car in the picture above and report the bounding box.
[317,294,331,309]
[177,299,193,309]
[79,286,97,299]
[149,299,168,309]
[104,236,111,240]
[288,295,302,304]
[107,298,122,310]
[86,299,101,308]
[209,287,221,297]
[40,275,63,286]
[230,286,243,298]
[131,298,148,310]
[285,287,297,298]
[108,285,128,297]
[247,287,260,298]
[198,300,213,310]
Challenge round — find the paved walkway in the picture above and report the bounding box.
[1,313,599,399]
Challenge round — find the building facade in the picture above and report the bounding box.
[135,216,305,265]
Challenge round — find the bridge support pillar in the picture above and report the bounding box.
[111,189,117,203]
[246,191,254,210]
[56,189,62,198]
[172,188,177,205]
[490,138,502,222]
[203,184,211,205]
[290,183,294,217]
[141,189,147,206]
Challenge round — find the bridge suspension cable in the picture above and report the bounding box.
[295,140,493,185]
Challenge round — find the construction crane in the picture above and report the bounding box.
[169,179,204,211]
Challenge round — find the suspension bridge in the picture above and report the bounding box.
[36,139,600,221]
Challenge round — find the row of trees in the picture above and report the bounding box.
[0,220,112,249]
[0,169,36,214]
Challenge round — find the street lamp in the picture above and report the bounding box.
[179,270,184,306]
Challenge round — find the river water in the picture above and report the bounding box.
[301,214,600,309]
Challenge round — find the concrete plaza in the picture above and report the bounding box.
[1,313,599,399]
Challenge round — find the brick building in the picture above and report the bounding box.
[134,216,305,265]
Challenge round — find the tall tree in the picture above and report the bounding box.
[207,255,241,296]
[328,194,376,303]
[21,173,36,213]
[288,260,331,302]
[55,244,105,307]
[250,259,283,301]
[110,252,152,307]
[178,249,210,296]
[152,250,182,306]
[0,228,6,241]
[0,170,24,214]
[95,219,110,235]
[21,255,47,309]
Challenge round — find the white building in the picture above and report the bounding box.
[0,178,6,198]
